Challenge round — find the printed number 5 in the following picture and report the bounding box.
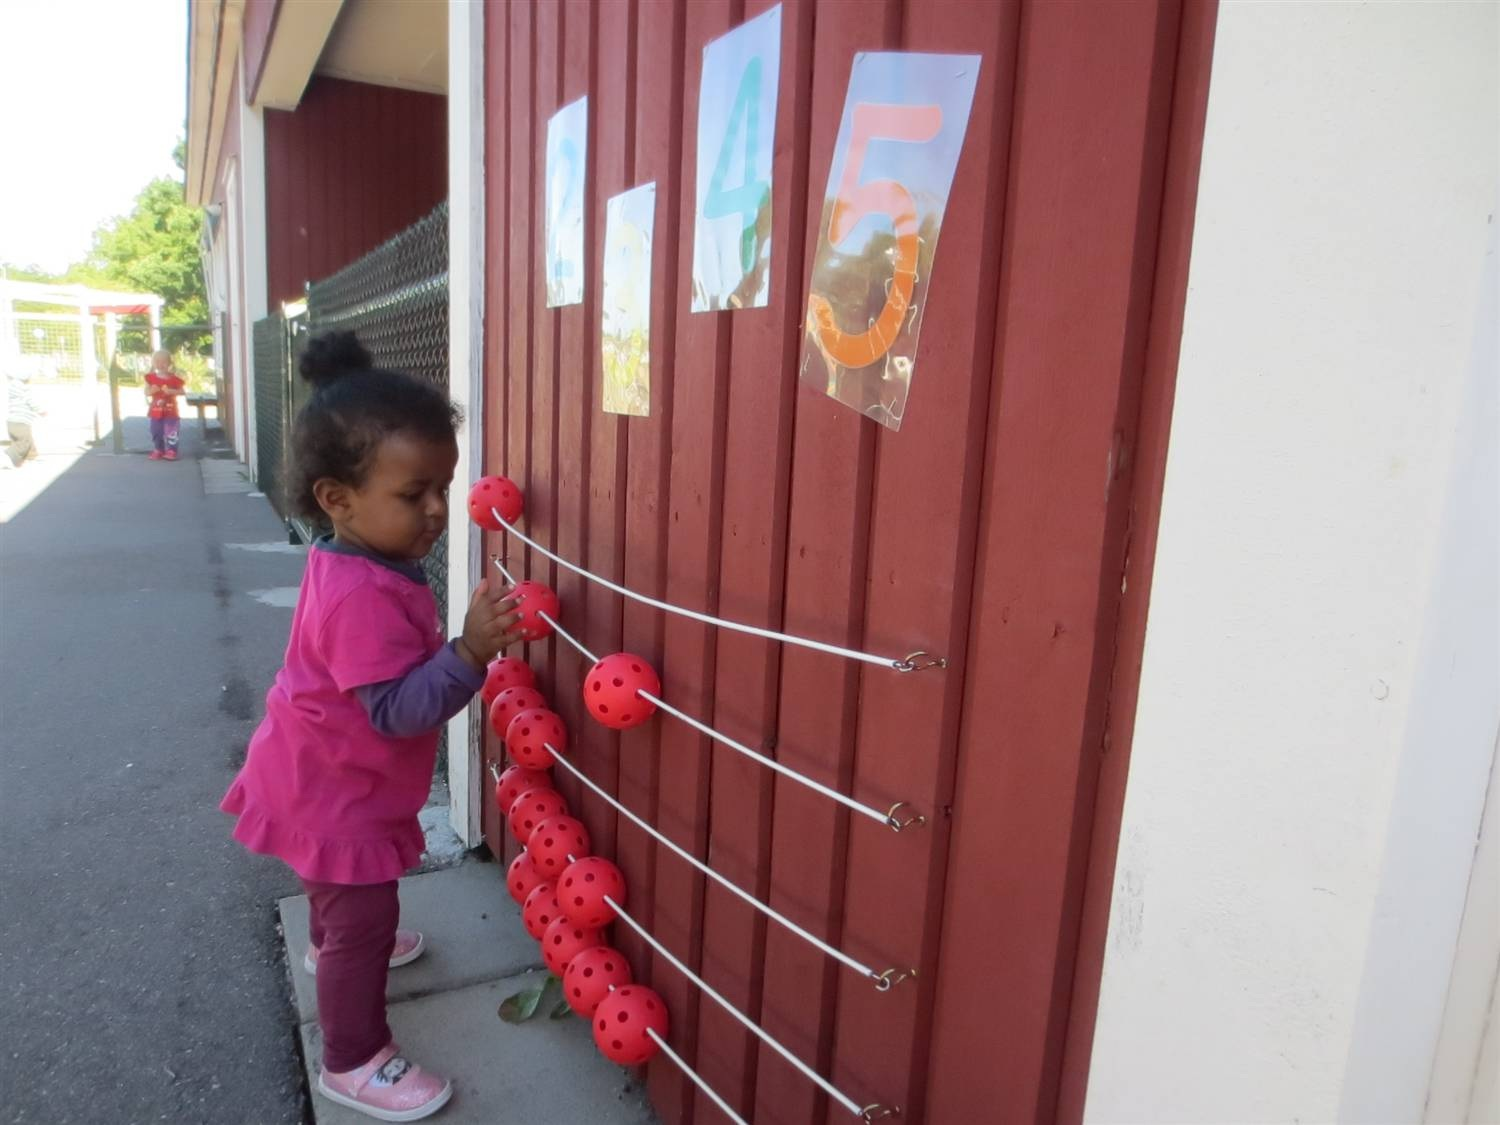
[808,102,942,369]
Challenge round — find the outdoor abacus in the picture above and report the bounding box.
[468,474,942,1122]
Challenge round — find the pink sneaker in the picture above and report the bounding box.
[318,1043,452,1121]
[304,929,425,976]
[163,449,178,461]
[148,450,163,460]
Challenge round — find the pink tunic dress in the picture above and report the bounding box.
[221,544,444,884]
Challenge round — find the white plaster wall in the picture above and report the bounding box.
[1084,3,1498,1121]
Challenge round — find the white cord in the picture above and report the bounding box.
[606,894,867,1118]
[546,743,879,982]
[491,555,906,830]
[645,1028,750,1125]
[492,508,939,673]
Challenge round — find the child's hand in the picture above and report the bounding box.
[456,579,524,669]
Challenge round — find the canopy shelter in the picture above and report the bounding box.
[0,279,165,383]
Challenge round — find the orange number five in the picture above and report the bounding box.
[808,102,943,369]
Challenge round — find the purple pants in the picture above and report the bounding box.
[150,416,180,452]
[302,879,399,1072]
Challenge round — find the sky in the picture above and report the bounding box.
[0,0,188,274]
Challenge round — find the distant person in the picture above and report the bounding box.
[219,331,524,1121]
[3,369,42,469]
[144,349,186,461]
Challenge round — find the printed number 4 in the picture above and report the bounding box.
[810,102,943,369]
[704,57,770,274]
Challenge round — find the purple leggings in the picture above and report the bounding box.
[149,416,180,452]
[302,879,399,1072]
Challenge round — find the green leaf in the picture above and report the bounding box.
[498,982,548,1024]
[550,999,573,1020]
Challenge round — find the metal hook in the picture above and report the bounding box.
[885,802,927,833]
[860,1105,900,1122]
[892,651,947,674]
[872,968,917,993]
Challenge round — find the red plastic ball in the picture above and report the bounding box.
[527,814,591,876]
[504,707,567,771]
[489,685,548,740]
[493,764,549,817]
[481,656,535,706]
[506,850,548,906]
[510,580,561,641]
[521,881,562,940]
[558,856,627,929]
[582,653,660,730]
[467,475,524,530]
[541,915,605,977]
[508,786,569,843]
[593,985,668,1065]
[564,945,634,1016]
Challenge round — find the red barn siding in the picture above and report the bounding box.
[481,2,1213,1121]
[264,77,446,307]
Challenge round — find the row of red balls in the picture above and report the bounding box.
[484,650,670,1066]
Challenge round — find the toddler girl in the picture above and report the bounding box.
[144,350,185,460]
[222,331,522,1120]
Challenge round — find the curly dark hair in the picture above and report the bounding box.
[287,331,462,521]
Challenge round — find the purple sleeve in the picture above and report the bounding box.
[355,642,486,738]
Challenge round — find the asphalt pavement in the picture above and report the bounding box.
[1,417,310,1123]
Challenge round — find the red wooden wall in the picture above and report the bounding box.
[264,77,446,307]
[479,2,1214,1122]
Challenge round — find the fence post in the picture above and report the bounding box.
[109,356,123,455]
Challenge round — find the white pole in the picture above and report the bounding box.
[79,306,100,443]
[444,0,486,848]
[149,301,162,353]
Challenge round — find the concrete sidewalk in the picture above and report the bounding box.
[279,864,657,1124]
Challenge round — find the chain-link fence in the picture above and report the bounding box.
[249,202,451,613]
[306,203,450,614]
[252,315,289,517]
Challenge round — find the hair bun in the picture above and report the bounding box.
[299,331,372,387]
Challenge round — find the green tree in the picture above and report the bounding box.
[76,170,208,355]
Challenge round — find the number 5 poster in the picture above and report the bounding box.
[691,6,782,312]
[800,53,980,431]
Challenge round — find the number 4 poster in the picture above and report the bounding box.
[691,5,782,312]
[800,53,980,431]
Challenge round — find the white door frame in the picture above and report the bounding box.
[445,0,486,848]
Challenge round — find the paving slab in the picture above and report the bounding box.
[281,862,542,1024]
[300,970,658,1125]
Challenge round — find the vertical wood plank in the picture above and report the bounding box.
[749,3,897,1121]
[548,0,598,817]
[1056,3,1215,1119]
[479,0,513,860]
[688,0,808,1117]
[823,3,1016,1120]
[526,0,564,728]
[920,3,1182,1121]
[616,0,688,987]
[492,0,539,866]
[577,0,635,859]
[643,2,737,1120]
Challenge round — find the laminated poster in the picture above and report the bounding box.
[690,5,782,312]
[601,182,656,417]
[545,96,588,308]
[799,52,981,431]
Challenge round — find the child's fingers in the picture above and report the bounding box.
[468,579,490,611]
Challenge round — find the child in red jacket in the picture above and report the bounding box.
[144,350,186,460]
